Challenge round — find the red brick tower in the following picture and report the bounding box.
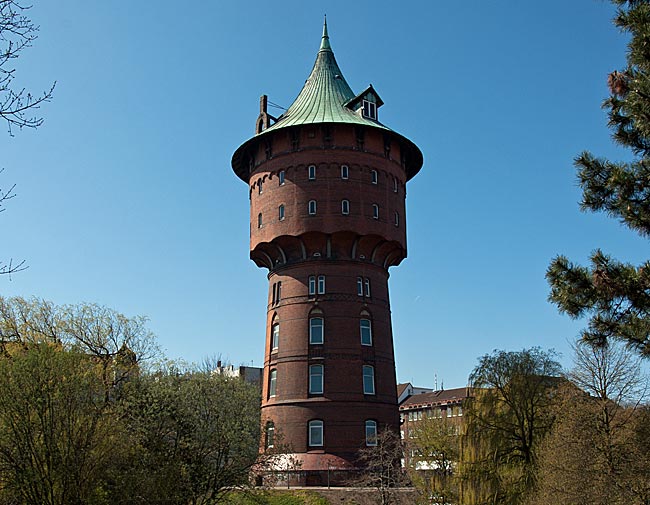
[231,20,423,482]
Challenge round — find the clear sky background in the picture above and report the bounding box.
[3,1,647,388]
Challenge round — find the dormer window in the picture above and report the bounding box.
[362,100,377,120]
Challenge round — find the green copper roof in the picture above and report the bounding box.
[264,18,388,131]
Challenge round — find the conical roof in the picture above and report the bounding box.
[264,19,386,130]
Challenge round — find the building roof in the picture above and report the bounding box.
[400,387,472,409]
[397,382,411,399]
[231,19,424,182]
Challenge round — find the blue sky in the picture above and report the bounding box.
[3,1,646,388]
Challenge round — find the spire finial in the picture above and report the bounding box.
[320,15,331,51]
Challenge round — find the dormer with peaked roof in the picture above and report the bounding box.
[344,84,384,121]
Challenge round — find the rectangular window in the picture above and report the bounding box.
[365,420,377,446]
[258,180,263,194]
[310,317,324,344]
[279,170,285,186]
[276,281,281,303]
[364,278,371,297]
[258,213,263,228]
[279,204,285,221]
[309,420,323,446]
[272,323,279,350]
[308,200,317,215]
[308,165,316,180]
[360,319,372,346]
[362,100,377,120]
[341,165,349,179]
[265,422,275,449]
[357,277,363,296]
[393,177,398,193]
[372,204,379,219]
[317,275,325,294]
[371,169,378,184]
[309,364,324,394]
[394,211,399,227]
[269,369,277,398]
[447,407,452,418]
[363,365,375,395]
[308,275,316,296]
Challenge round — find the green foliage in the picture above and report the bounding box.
[222,490,329,505]
[458,348,562,505]
[547,0,650,356]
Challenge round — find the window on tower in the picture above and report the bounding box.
[363,365,375,395]
[308,275,316,296]
[362,100,377,120]
[309,317,324,344]
[342,199,350,215]
[341,165,349,179]
[308,200,317,215]
[365,420,378,446]
[360,319,372,346]
[371,169,378,184]
[269,369,277,398]
[394,211,400,227]
[309,364,324,395]
[357,277,364,296]
[365,278,371,297]
[308,165,316,180]
[265,421,275,448]
[372,204,379,219]
[279,170,285,186]
[318,275,325,294]
[278,204,285,221]
[271,322,279,351]
[308,420,324,446]
[258,213,263,228]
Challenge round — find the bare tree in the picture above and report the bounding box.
[0,169,26,275]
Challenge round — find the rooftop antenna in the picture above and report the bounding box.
[434,373,438,391]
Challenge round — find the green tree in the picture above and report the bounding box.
[0,345,122,505]
[407,418,460,505]
[458,348,562,505]
[547,0,650,357]
[527,342,650,505]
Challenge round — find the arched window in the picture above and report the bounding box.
[341,165,349,179]
[308,275,316,296]
[365,420,377,446]
[308,165,316,180]
[317,275,325,294]
[308,200,317,215]
[258,180,263,194]
[371,169,378,184]
[360,319,372,346]
[393,177,398,193]
[278,204,285,221]
[271,321,280,351]
[372,204,379,220]
[258,213,263,228]
[308,420,324,446]
[265,421,275,448]
[309,317,324,344]
[357,277,364,296]
[363,365,375,395]
[365,278,371,297]
[309,364,324,394]
[269,369,277,398]
[394,211,399,227]
[342,199,350,215]
[279,170,285,186]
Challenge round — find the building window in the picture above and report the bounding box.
[271,323,279,350]
[393,177,398,193]
[447,407,452,418]
[279,170,285,186]
[360,319,372,346]
[309,420,324,446]
[363,365,375,395]
[309,364,324,394]
[394,211,399,227]
[308,165,316,180]
[371,169,378,184]
[269,369,277,398]
[372,204,379,219]
[342,199,350,215]
[258,213,263,228]
[357,277,363,296]
[365,278,371,297]
[318,275,325,294]
[309,317,324,344]
[365,420,378,446]
[308,275,316,296]
[341,165,349,179]
[258,180,263,194]
[265,421,275,449]
[279,204,285,221]
[362,100,377,120]
[308,200,317,215]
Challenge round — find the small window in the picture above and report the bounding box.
[279,204,285,221]
[371,170,378,184]
[272,323,279,350]
[308,200,317,215]
[318,275,325,294]
[308,165,316,180]
[258,213,263,228]
[394,211,399,227]
[363,365,375,395]
[360,319,372,346]
[342,199,350,215]
[310,317,324,344]
[269,369,277,398]
[372,204,379,219]
[265,421,275,449]
[357,277,363,296]
[447,407,452,418]
[309,420,324,446]
[365,278,371,297]
[393,177,398,193]
[362,100,377,120]
[341,165,349,179]
[258,180,263,194]
[308,275,316,296]
[276,281,282,302]
[279,170,285,186]
[309,364,324,394]
[365,420,378,446]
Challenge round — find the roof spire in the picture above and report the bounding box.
[320,15,331,51]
